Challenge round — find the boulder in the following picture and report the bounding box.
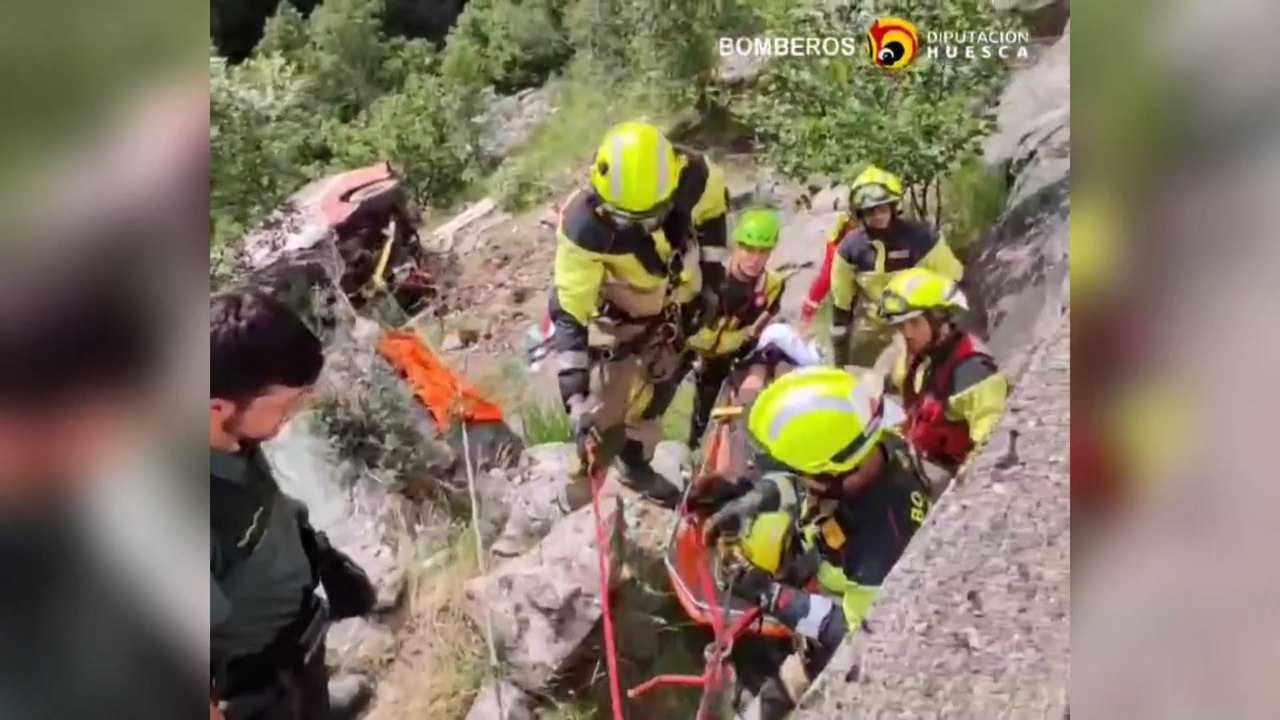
[972,24,1071,380]
[482,88,554,159]
[991,0,1070,38]
[463,498,626,693]
[796,22,1072,715]
[491,441,689,559]
[265,417,417,612]
[464,681,539,720]
[984,24,1071,176]
[490,443,579,558]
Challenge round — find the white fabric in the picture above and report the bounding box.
[755,323,823,367]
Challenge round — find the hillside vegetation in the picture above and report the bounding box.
[211,0,1019,284]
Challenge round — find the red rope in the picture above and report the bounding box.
[587,453,627,720]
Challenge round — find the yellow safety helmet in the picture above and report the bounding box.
[878,267,970,324]
[746,366,888,475]
[590,121,682,219]
[734,510,795,575]
[849,165,904,211]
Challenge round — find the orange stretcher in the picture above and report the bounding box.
[376,330,505,431]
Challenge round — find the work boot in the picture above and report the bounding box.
[618,440,681,509]
[328,673,372,720]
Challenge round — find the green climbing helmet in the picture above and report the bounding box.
[733,209,782,250]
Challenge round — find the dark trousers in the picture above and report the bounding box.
[221,641,329,720]
[689,353,735,447]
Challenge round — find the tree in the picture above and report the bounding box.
[326,72,493,206]
[734,0,1017,226]
[210,52,324,255]
[440,0,574,94]
[564,0,736,107]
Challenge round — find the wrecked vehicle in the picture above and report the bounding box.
[241,162,439,336]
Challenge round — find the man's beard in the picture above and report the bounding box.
[219,411,265,453]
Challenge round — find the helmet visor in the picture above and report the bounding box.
[852,184,896,211]
[600,199,671,232]
[879,291,920,324]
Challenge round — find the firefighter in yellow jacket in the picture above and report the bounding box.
[684,366,931,719]
[880,268,1008,494]
[550,121,730,507]
[829,165,963,370]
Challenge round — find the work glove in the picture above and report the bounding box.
[731,565,783,613]
[682,473,754,518]
[800,299,819,325]
[703,485,768,546]
[299,518,377,620]
[689,287,721,332]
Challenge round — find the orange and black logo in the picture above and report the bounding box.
[867,17,921,70]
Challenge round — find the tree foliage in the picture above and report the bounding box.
[565,0,737,107]
[734,0,1017,223]
[328,73,492,205]
[211,0,1019,284]
[210,0,491,279]
[440,0,574,93]
[210,53,322,249]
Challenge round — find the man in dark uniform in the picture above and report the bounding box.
[210,290,376,720]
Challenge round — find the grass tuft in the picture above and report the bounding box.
[366,529,489,720]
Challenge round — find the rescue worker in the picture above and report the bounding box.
[684,366,932,719]
[210,290,377,720]
[551,121,730,507]
[828,165,964,371]
[679,209,788,449]
[879,268,1008,494]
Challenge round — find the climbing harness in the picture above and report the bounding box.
[585,442,628,720]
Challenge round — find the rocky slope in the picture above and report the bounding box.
[794,18,1071,719]
[249,4,1072,713]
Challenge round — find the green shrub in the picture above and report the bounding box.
[311,357,451,498]
[210,52,324,256]
[290,0,395,121]
[326,71,492,207]
[440,0,574,93]
[942,156,1009,260]
[564,0,725,107]
[734,0,1017,227]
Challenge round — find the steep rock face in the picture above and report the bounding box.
[795,19,1071,718]
[974,23,1071,380]
[992,0,1070,38]
[795,321,1070,718]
